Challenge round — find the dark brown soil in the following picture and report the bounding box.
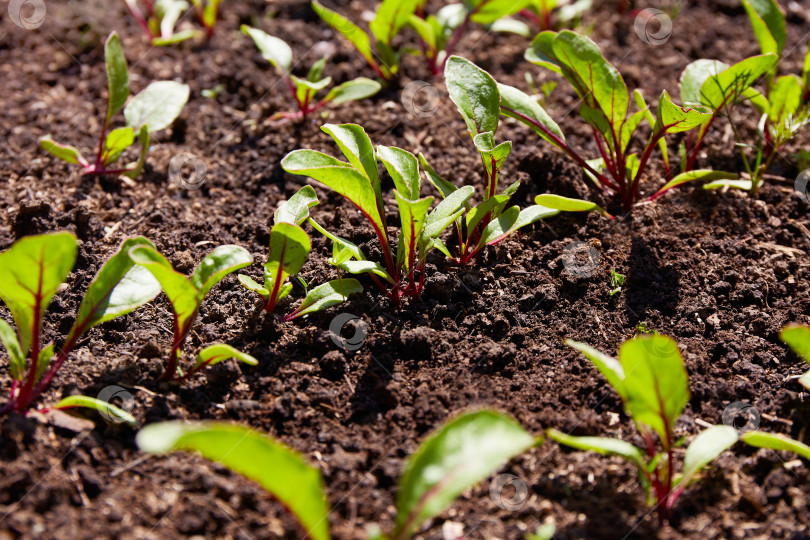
[2,0,810,538]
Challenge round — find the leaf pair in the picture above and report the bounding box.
[554,335,738,519]
[137,409,536,540]
[238,186,363,320]
[0,233,161,412]
[128,244,256,381]
[40,32,189,178]
[241,25,381,120]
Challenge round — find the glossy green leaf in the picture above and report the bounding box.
[498,82,565,146]
[238,274,270,300]
[654,170,737,197]
[473,132,511,195]
[68,237,161,344]
[618,335,688,445]
[137,421,330,540]
[321,124,383,207]
[291,74,332,106]
[125,81,190,133]
[39,136,87,167]
[370,0,419,45]
[128,245,200,334]
[338,260,393,282]
[193,343,258,370]
[264,223,311,306]
[275,186,320,226]
[742,431,810,461]
[700,54,777,111]
[654,90,712,134]
[679,425,738,486]
[0,232,77,356]
[702,178,754,191]
[105,32,130,122]
[478,204,559,247]
[488,17,529,37]
[769,75,803,127]
[152,29,200,46]
[422,186,474,241]
[465,0,530,24]
[565,339,626,400]
[282,149,388,249]
[312,0,379,76]
[547,428,644,469]
[741,0,786,58]
[290,278,363,319]
[534,194,608,217]
[395,192,433,271]
[445,56,500,138]
[34,342,53,383]
[190,245,253,298]
[241,25,292,74]
[102,127,135,166]
[378,146,420,200]
[780,325,810,390]
[54,394,137,427]
[394,410,535,539]
[320,78,381,106]
[680,59,728,109]
[0,318,25,380]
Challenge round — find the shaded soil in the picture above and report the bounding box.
[2,0,810,538]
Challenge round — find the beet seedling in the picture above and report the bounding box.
[39,32,190,178]
[238,186,363,320]
[241,26,381,121]
[128,244,256,382]
[137,410,537,540]
[520,0,591,31]
[0,233,161,414]
[312,0,529,80]
[679,0,809,192]
[282,123,475,304]
[435,56,561,264]
[191,0,223,38]
[123,0,201,45]
[551,334,738,525]
[491,30,734,213]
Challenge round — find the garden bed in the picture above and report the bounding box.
[1,0,810,538]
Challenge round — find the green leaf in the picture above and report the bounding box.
[378,146,421,200]
[418,153,457,198]
[618,335,689,445]
[281,149,388,249]
[498,82,565,147]
[565,339,626,400]
[654,90,712,134]
[338,260,393,282]
[291,74,332,106]
[465,0,530,24]
[741,431,810,461]
[654,170,738,198]
[289,278,363,319]
[105,32,130,123]
[768,75,803,127]
[780,325,810,390]
[238,274,270,300]
[445,56,500,138]
[534,194,608,217]
[700,54,777,111]
[680,59,728,109]
[241,25,292,75]
[152,29,201,46]
[39,136,88,167]
[395,192,433,272]
[547,428,644,469]
[312,0,379,76]
[0,318,25,381]
[190,245,253,297]
[320,78,381,106]
[275,186,320,226]
[473,132,511,195]
[102,127,135,166]
[68,237,161,344]
[422,185,475,240]
[154,0,190,39]
[128,245,200,334]
[201,0,222,28]
[193,343,258,370]
[124,81,190,133]
[741,0,786,58]
[321,124,383,208]
[123,126,150,179]
[0,232,77,356]
[478,204,559,247]
[488,17,529,37]
[394,410,535,539]
[137,421,330,540]
[702,178,754,191]
[54,394,137,427]
[679,425,738,486]
[370,0,419,45]
[265,223,311,309]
